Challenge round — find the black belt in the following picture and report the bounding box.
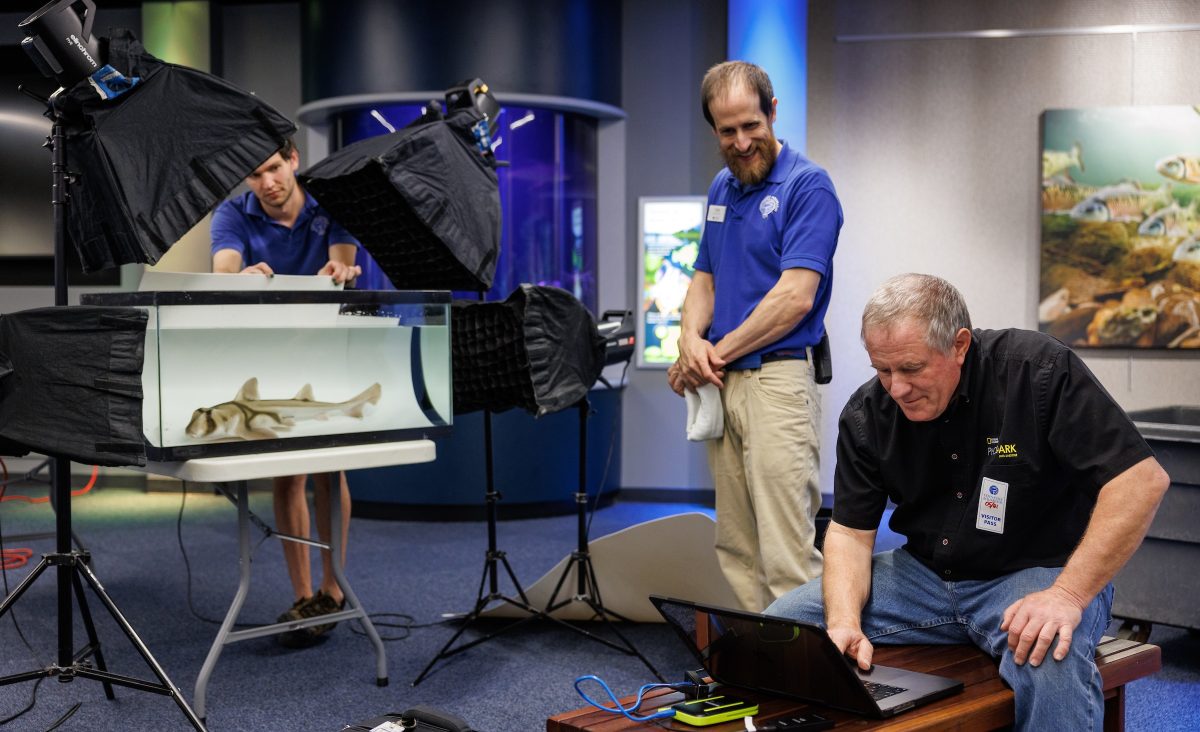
[761,349,807,363]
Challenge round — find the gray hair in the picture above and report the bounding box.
[861,273,972,352]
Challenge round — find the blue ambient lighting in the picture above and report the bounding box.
[728,0,808,153]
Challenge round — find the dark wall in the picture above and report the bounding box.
[300,0,621,104]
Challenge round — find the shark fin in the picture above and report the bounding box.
[294,384,315,401]
[235,377,260,402]
[344,383,383,418]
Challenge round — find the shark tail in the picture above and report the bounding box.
[345,383,383,418]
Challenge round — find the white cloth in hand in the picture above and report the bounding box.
[685,383,724,441]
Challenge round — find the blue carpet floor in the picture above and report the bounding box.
[0,484,1196,731]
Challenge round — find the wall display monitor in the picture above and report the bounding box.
[637,196,706,368]
[1039,106,1200,349]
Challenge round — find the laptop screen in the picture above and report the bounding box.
[653,596,873,708]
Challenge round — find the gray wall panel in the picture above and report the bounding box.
[618,0,726,491]
[806,1,1200,497]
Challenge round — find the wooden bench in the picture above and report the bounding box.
[546,636,1161,731]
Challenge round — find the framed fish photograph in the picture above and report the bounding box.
[1039,106,1200,349]
[638,196,706,368]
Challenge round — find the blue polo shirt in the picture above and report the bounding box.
[211,189,393,290]
[695,142,842,370]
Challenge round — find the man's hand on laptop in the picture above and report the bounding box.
[827,626,874,671]
[1000,584,1086,667]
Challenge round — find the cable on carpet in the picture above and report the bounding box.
[347,612,459,642]
[0,676,42,726]
[1,460,99,571]
[0,463,99,504]
[43,700,82,731]
[175,480,270,627]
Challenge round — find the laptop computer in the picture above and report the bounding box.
[650,595,964,718]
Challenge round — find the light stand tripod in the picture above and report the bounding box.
[0,96,205,731]
[412,408,552,685]
[542,398,661,680]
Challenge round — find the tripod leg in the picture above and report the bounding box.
[497,551,535,607]
[414,409,548,686]
[0,556,51,618]
[580,594,663,681]
[73,558,207,730]
[543,555,577,615]
[0,558,55,689]
[581,557,634,624]
[70,564,115,700]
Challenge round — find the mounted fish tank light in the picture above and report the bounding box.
[81,289,453,461]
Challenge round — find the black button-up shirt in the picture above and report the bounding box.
[832,328,1153,581]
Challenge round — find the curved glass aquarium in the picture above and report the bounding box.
[338,103,599,313]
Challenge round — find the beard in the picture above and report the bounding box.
[723,134,779,186]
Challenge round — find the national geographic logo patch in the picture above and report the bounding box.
[986,436,1018,459]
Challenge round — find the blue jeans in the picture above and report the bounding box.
[765,548,1113,731]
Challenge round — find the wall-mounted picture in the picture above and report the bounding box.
[1040,106,1200,349]
[637,197,705,367]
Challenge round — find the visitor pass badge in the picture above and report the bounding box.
[707,204,726,223]
[976,477,1008,534]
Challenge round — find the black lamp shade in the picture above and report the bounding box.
[0,306,147,466]
[300,108,500,292]
[56,29,296,272]
[452,285,605,417]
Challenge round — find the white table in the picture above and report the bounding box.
[142,440,436,721]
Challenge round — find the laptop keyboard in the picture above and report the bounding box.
[863,681,907,701]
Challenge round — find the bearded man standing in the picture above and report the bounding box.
[667,61,843,610]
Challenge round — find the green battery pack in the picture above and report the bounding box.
[660,695,760,727]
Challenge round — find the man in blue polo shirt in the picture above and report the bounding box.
[667,61,843,611]
[211,138,389,647]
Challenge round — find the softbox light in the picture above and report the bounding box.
[54,28,296,272]
[0,306,147,466]
[299,107,500,292]
[452,285,606,417]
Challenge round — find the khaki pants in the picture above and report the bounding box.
[706,358,823,611]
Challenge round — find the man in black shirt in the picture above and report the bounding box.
[766,273,1169,731]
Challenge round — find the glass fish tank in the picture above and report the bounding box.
[81,290,451,461]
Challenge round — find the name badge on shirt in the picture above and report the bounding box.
[706,204,727,223]
[976,477,1009,534]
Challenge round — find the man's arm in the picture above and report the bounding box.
[1001,456,1169,666]
[669,271,724,394]
[822,520,878,670]
[713,267,820,365]
[319,243,362,285]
